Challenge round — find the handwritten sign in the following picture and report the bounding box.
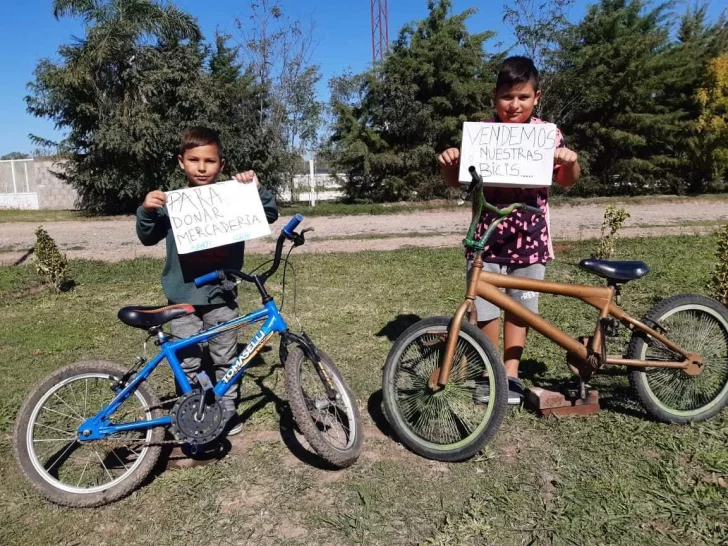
[458,122,557,187]
[165,180,270,254]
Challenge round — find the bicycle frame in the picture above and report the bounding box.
[77,300,288,441]
[435,255,705,387]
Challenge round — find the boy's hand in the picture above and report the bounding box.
[437,148,460,170]
[554,147,578,167]
[233,170,259,187]
[142,190,167,213]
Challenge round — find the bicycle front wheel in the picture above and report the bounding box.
[285,347,363,468]
[13,361,164,507]
[382,316,508,461]
[627,294,728,423]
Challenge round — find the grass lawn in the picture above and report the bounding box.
[1,235,726,545]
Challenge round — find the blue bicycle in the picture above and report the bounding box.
[13,215,362,507]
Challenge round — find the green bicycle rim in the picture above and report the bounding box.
[638,303,728,416]
[390,326,498,452]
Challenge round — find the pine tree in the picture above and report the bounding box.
[550,0,682,195]
[329,0,499,202]
[26,1,278,212]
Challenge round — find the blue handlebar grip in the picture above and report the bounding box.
[283,213,304,238]
[194,270,222,288]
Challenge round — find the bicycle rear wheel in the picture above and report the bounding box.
[627,294,728,423]
[382,316,508,461]
[285,347,362,468]
[13,361,164,507]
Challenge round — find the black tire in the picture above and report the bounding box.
[382,316,508,462]
[284,347,363,468]
[626,294,728,423]
[13,361,164,507]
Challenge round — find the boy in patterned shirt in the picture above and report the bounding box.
[437,56,581,404]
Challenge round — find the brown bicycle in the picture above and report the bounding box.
[382,167,728,462]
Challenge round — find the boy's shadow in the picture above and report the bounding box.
[518,358,550,383]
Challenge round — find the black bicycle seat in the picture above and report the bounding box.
[117,304,195,329]
[578,258,650,283]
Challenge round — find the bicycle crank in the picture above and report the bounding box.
[170,391,227,447]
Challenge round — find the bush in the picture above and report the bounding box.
[593,206,630,259]
[33,227,71,291]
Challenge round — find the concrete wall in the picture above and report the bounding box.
[33,160,78,209]
[0,159,346,210]
[0,159,78,210]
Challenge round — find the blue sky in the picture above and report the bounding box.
[0,0,724,156]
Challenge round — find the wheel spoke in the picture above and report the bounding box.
[45,440,78,472]
[111,449,129,471]
[35,422,77,436]
[76,458,91,487]
[42,405,83,422]
[639,304,728,413]
[390,323,496,449]
[22,368,160,502]
[93,449,115,482]
[52,392,85,421]
[33,436,77,443]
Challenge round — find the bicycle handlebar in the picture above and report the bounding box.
[283,214,303,238]
[193,215,307,289]
[465,165,544,217]
[462,166,545,252]
[194,270,223,288]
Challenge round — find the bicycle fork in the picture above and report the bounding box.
[281,331,340,401]
[429,257,482,390]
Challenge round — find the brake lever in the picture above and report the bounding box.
[221,277,238,291]
[291,227,313,247]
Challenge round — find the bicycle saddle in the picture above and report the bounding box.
[117,304,195,329]
[578,258,650,283]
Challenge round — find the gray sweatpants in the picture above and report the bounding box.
[466,262,546,322]
[169,302,240,415]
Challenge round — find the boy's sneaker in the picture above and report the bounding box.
[507,378,524,405]
[226,414,244,436]
[473,377,524,406]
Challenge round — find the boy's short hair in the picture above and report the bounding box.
[179,126,223,157]
[496,56,540,92]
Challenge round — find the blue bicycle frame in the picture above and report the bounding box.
[77,299,288,441]
[76,213,308,442]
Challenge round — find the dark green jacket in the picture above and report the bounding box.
[136,184,279,305]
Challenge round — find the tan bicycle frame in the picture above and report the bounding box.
[437,256,702,387]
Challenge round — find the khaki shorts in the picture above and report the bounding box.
[466,262,546,322]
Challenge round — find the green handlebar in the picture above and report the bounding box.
[462,173,544,252]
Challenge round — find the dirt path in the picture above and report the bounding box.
[2,199,727,264]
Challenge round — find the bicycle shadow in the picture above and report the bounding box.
[148,347,340,475]
[366,389,395,439]
[235,351,343,471]
[589,379,649,420]
[375,313,422,342]
[366,314,423,439]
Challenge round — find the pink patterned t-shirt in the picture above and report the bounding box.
[466,116,564,265]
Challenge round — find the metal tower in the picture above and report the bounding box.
[371,0,389,63]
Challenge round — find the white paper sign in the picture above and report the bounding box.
[165,180,270,254]
[458,122,558,187]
